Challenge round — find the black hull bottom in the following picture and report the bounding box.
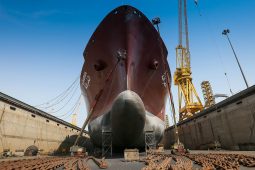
[88,90,165,150]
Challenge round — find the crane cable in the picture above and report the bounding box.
[49,84,80,114]
[34,76,79,107]
[39,82,79,110]
[38,81,79,109]
[194,0,202,16]
[193,0,234,95]
[59,94,82,119]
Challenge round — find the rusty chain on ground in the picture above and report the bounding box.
[0,157,90,170]
[141,151,255,170]
[141,152,193,170]
[185,153,255,170]
[0,155,109,170]
[0,152,254,170]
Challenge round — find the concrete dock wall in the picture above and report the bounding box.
[164,85,255,151]
[0,93,90,155]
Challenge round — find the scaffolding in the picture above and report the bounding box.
[201,81,215,108]
[102,126,112,157]
[145,130,156,153]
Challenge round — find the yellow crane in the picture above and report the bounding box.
[174,0,203,121]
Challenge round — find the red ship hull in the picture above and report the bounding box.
[81,5,170,149]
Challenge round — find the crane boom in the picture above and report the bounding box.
[174,0,203,121]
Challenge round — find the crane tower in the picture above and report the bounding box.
[174,0,203,121]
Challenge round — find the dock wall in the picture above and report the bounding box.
[164,85,255,150]
[0,92,90,155]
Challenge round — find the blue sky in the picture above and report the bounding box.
[0,0,254,127]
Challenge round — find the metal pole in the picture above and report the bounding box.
[178,0,183,46]
[74,116,88,145]
[222,29,249,88]
[152,17,161,34]
[169,88,180,145]
[184,0,190,52]
[156,24,160,34]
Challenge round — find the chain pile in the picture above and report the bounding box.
[0,157,90,170]
[141,152,193,170]
[141,151,255,170]
[171,156,193,170]
[185,153,255,169]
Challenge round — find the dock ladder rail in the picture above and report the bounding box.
[145,130,156,154]
[102,126,112,157]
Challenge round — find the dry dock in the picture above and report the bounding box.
[0,84,255,170]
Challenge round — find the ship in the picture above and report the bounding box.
[80,5,170,149]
